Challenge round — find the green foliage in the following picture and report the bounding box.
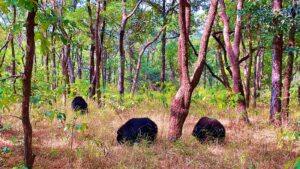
[43,110,66,123]
[192,87,238,109]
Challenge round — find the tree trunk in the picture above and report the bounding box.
[101,0,107,90]
[67,55,75,83]
[160,0,166,83]
[87,0,95,97]
[51,26,57,90]
[217,44,230,89]
[220,0,250,123]
[270,0,283,125]
[245,27,253,108]
[253,48,264,108]
[61,46,69,106]
[11,6,17,93]
[76,47,83,79]
[168,0,218,141]
[22,2,37,167]
[282,3,296,127]
[92,0,102,105]
[118,0,142,95]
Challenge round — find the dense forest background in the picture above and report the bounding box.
[0,0,299,168]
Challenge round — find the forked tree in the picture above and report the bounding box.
[118,0,143,95]
[168,0,218,141]
[219,0,250,123]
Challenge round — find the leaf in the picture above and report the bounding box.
[43,110,55,121]
[56,112,66,122]
[30,95,42,104]
[75,123,88,132]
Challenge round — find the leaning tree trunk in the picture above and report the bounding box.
[270,0,283,125]
[22,2,37,167]
[217,44,230,89]
[131,29,163,95]
[220,0,249,123]
[168,0,218,141]
[282,3,296,127]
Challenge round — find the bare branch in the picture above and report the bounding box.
[127,0,143,19]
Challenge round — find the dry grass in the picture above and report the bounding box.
[0,97,299,169]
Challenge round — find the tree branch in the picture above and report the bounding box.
[188,39,226,86]
[127,0,143,19]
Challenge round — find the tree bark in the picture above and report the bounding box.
[245,27,253,108]
[168,0,218,141]
[51,26,57,90]
[67,55,75,83]
[219,0,250,123]
[270,0,283,125]
[101,0,107,89]
[95,0,102,106]
[87,0,95,97]
[253,48,264,108]
[61,46,69,105]
[22,2,37,167]
[131,29,163,95]
[160,0,166,83]
[217,44,230,89]
[282,2,296,127]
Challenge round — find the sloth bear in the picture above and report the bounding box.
[117,117,158,145]
[71,96,88,114]
[192,117,225,143]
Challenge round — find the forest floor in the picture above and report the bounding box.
[0,97,299,169]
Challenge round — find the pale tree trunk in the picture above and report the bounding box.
[220,0,250,123]
[270,0,283,125]
[252,27,262,108]
[282,2,296,127]
[253,48,264,108]
[245,27,253,108]
[131,29,163,95]
[22,1,37,167]
[118,0,142,95]
[168,0,218,141]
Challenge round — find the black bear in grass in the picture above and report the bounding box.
[192,117,225,143]
[117,117,158,145]
[71,96,88,114]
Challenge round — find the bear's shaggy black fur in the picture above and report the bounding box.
[71,96,88,114]
[117,117,158,144]
[192,117,225,143]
